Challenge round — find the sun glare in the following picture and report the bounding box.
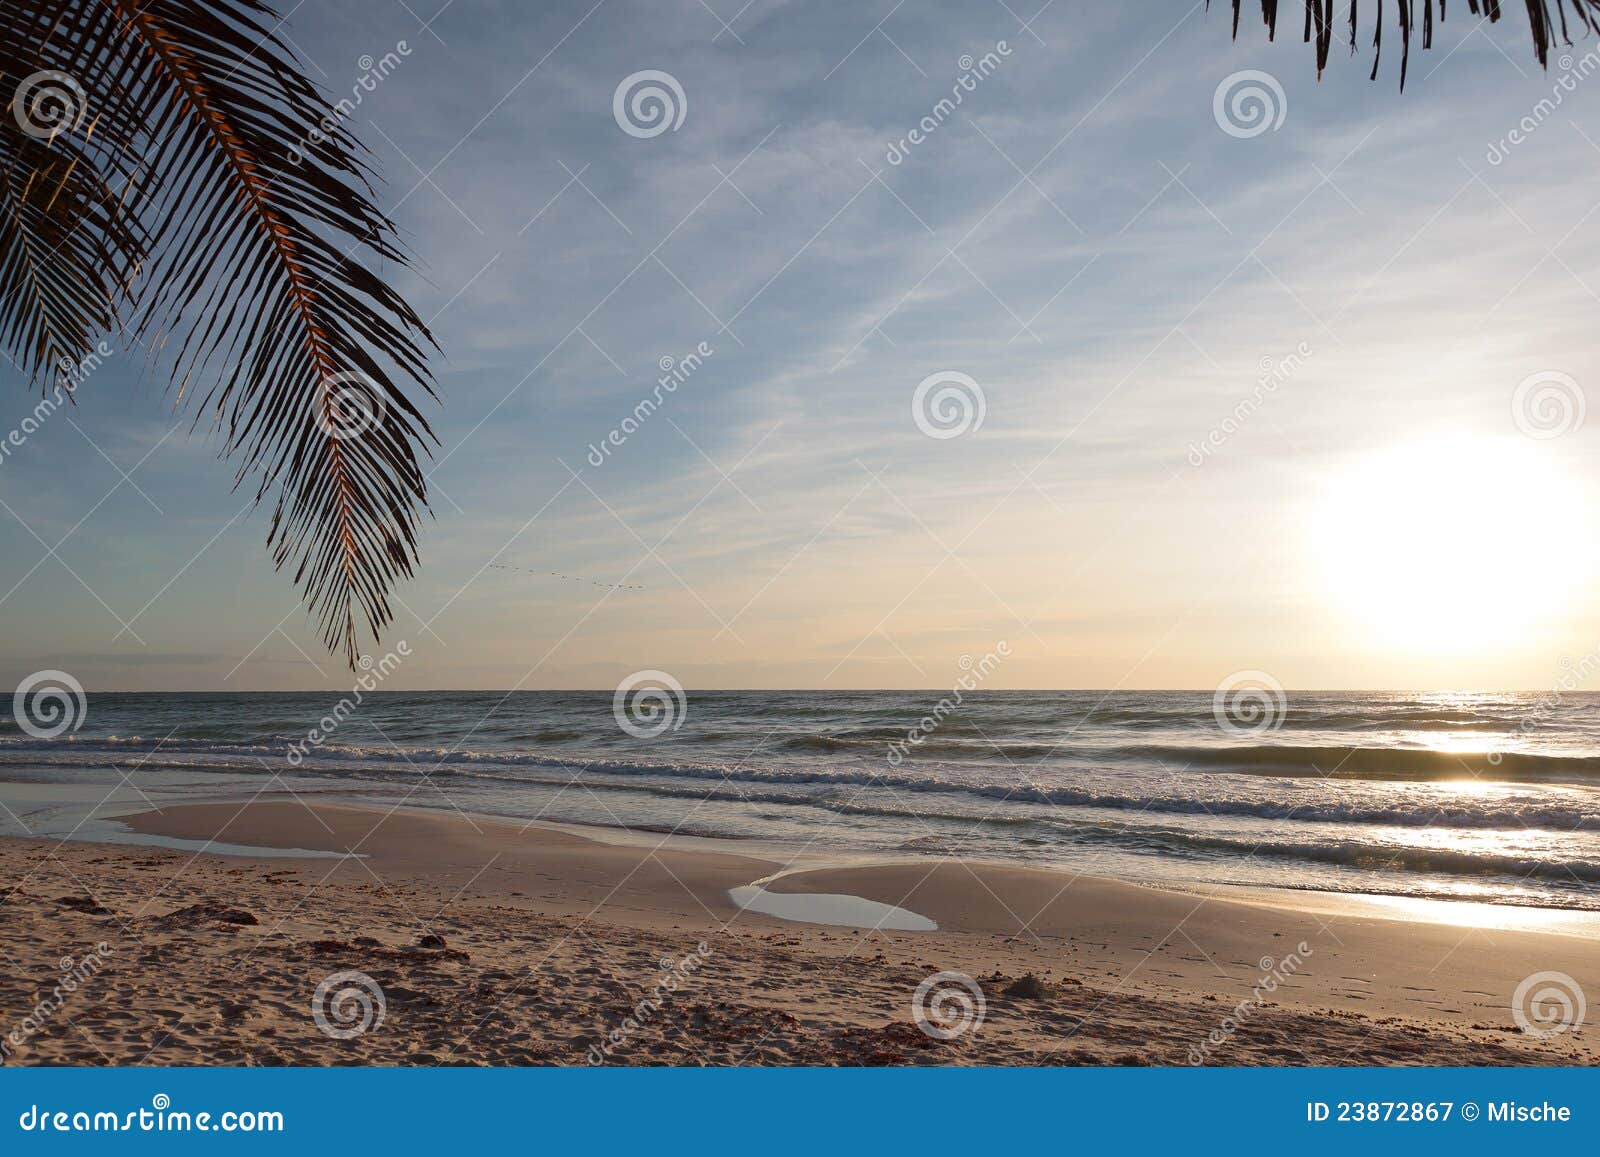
[1310,434,1588,652]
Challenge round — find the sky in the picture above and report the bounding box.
[3,0,1600,692]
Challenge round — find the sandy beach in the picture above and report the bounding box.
[1,799,1594,1066]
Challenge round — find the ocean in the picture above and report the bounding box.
[2,688,1598,912]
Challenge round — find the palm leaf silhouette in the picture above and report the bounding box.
[1219,0,1600,87]
[1,0,435,667]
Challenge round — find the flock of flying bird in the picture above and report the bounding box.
[486,564,645,592]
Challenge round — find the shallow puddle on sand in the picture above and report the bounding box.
[729,884,937,931]
[75,819,360,860]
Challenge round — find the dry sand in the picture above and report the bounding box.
[1,799,1595,1065]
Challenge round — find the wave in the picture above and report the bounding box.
[1110,743,1600,782]
[10,717,1600,788]
[776,732,1065,759]
[490,787,1600,892]
[6,735,1595,833]
[1142,826,1600,888]
[679,779,1594,834]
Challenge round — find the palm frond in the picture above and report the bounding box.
[0,125,142,389]
[0,0,436,667]
[1216,0,1600,88]
[0,4,144,388]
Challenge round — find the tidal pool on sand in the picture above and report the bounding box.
[728,884,937,931]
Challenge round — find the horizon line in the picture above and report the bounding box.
[69,686,1583,695]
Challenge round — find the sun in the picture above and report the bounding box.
[1310,434,1589,653]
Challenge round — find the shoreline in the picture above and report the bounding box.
[17,771,1600,933]
[95,791,1600,940]
[1,799,1596,1065]
[9,695,1600,917]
